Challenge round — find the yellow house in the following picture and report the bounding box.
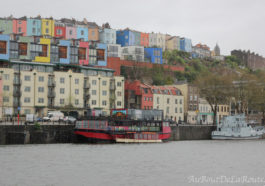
[41,19,55,37]
[33,38,51,63]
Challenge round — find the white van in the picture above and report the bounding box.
[43,111,64,122]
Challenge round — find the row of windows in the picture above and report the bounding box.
[59,77,79,84]
[91,100,122,106]
[59,99,79,105]
[156,98,183,104]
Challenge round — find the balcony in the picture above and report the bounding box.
[48,102,54,108]
[13,90,21,97]
[110,94,115,100]
[13,102,20,107]
[48,91,56,98]
[84,83,90,89]
[48,80,56,87]
[13,79,21,85]
[110,84,115,90]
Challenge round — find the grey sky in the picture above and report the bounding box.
[1,0,264,56]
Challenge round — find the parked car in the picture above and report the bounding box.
[26,114,36,124]
[43,111,64,122]
[63,116,76,124]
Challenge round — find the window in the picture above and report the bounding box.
[69,30,72,35]
[3,74,9,80]
[190,95,193,101]
[38,98,44,103]
[59,46,67,58]
[167,98,170,104]
[18,27,22,33]
[56,29,62,35]
[102,90,107,96]
[24,86,31,92]
[75,99,79,105]
[78,47,86,60]
[40,44,48,57]
[117,91,122,96]
[3,97,9,102]
[102,100,107,106]
[175,107,178,113]
[97,49,105,61]
[46,21,49,26]
[117,101,121,106]
[92,90,97,95]
[24,97,30,103]
[92,31,95,36]
[157,97,159,104]
[180,99,182,104]
[180,108,183,113]
[102,80,107,86]
[24,109,30,114]
[81,30,84,35]
[166,107,169,113]
[75,89,79,95]
[33,20,36,25]
[45,28,49,34]
[38,87,44,92]
[60,88,65,94]
[0,41,7,54]
[175,99,178,104]
[60,99,64,104]
[3,85,9,91]
[92,80,97,85]
[75,79,79,84]
[92,100,97,105]
[117,82,122,87]
[24,75,31,81]
[60,77,65,83]
[194,95,197,101]
[38,76,44,82]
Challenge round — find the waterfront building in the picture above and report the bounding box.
[96,43,108,66]
[180,37,192,53]
[76,24,88,41]
[12,17,27,36]
[192,43,211,59]
[107,44,121,58]
[144,47,163,64]
[0,18,13,35]
[0,63,124,117]
[99,28,116,44]
[26,18,42,36]
[116,29,141,47]
[166,35,180,51]
[61,18,77,40]
[140,32,149,47]
[121,46,144,62]
[125,80,153,110]
[87,22,99,42]
[54,21,66,39]
[156,33,166,51]
[151,85,184,121]
[41,18,55,37]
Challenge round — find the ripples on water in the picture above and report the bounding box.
[1,140,265,186]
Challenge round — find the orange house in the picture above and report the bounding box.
[140,32,149,47]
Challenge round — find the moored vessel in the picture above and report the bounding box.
[211,114,264,140]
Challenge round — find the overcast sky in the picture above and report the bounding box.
[1,0,264,56]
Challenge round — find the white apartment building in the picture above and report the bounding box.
[121,46,144,62]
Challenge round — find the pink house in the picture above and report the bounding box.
[65,26,77,40]
[78,41,89,65]
[13,18,27,36]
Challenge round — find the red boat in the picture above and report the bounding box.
[74,119,171,143]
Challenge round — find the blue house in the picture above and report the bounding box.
[180,37,192,53]
[0,34,10,61]
[116,29,140,47]
[144,48,162,64]
[97,43,107,66]
[76,26,88,41]
[59,40,71,64]
[27,18,42,36]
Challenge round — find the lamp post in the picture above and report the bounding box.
[69,74,72,106]
[33,72,36,115]
[0,70,3,121]
[98,77,101,109]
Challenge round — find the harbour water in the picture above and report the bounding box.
[1,140,265,186]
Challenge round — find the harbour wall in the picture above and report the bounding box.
[0,124,216,145]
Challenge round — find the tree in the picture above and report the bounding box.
[195,69,233,125]
[249,71,265,124]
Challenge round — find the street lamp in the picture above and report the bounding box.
[33,72,36,114]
